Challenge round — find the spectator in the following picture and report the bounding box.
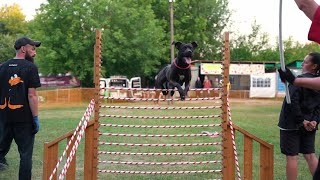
[203,76,211,97]
[195,77,202,98]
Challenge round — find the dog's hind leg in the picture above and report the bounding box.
[154,90,161,104]
[170,88,175,104]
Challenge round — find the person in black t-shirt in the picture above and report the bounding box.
[278,52,320,180]
[0,37,41,180]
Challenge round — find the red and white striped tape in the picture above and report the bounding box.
[98,151,222,156]
[99,160,221,165]
[99,132,221,137]
[102,87,221,91]
[100,123,222,128]
[99,142,222,147]
[98,169,222,174]
[55,100,95,180]
[49,99,94,180]
[101,96,221,101]
[227,97,241,180]
[100,105,222,110]
[100,114,221,119]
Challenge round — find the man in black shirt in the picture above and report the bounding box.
[0,37,41,180]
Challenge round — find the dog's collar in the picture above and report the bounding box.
[173,58,191,70]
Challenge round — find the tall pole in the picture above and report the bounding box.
[92,29,102,180]
[279,0,291,104]
[221,32,235,179]
[169,0,174,63]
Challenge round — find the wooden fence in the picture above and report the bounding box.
[38,88,94,103]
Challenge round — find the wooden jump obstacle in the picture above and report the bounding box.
[42,30,274,180]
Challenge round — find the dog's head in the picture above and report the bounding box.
[173,41,198,65]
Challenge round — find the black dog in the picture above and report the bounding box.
[155,41,198,103]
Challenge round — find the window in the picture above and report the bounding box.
[252,77,271,88]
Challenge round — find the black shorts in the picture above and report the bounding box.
[280,129,316,156]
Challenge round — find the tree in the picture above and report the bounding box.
[230,20,271,61]
[103,0,167,78]
[151,0,231,60]
[0,3,27,35]
[0,4,27,62]
[30,0,166,87]
[0,34,16,62]
[281,37,320,63]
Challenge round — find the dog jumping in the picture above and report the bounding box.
[155,41,198,103]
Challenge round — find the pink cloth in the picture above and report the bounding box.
[308,6,320,44]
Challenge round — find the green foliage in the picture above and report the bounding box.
[0,3,27,63]
[25,0,320,87]
[30,0,231,87]
[0,3,27,35]
[0,34,16,63]
[103,0,166,78]
[30,0,101,86]
[229,20,320,64]
[282,37,320,63]
[230,20,271,61]
[31,0,167,86]
[151,0,230,60]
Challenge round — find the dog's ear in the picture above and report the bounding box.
[173,41,182,49]
[191,42,198,48]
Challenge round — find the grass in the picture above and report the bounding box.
[0,98,318,180]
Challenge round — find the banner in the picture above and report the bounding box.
[200,63,265,75]
[40,76,81,87]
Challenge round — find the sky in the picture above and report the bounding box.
[1,0,319,45]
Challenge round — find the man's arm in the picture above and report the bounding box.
[295,0,320,43]
[28,88,38,117]
[295,0,319,20]
[294,77,320,90]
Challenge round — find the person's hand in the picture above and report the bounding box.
[308,120,317,130]
[303,120,312,131]
[33,116,40,134]
[277,67,296,84]
[303,120,317,131]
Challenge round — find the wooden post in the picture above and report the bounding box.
[66,136,76,180]
[43,143,58,180]
[244,135,253,180]
[221,32,235,180]
[92,29,102,180]
[84,121,95,180]
[260,145,274,180]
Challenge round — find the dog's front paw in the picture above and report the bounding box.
[180,96,185,101]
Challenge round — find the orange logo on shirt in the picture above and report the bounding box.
[9,74,24,86]
[0,74,24,110]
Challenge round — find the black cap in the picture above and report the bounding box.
[14,37,41,50]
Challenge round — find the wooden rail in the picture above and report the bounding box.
[42,120,95,180]
[232,124,274,180]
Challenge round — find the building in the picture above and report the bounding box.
[191,60,280,98]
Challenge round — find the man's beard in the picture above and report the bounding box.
[25,51,34,63]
